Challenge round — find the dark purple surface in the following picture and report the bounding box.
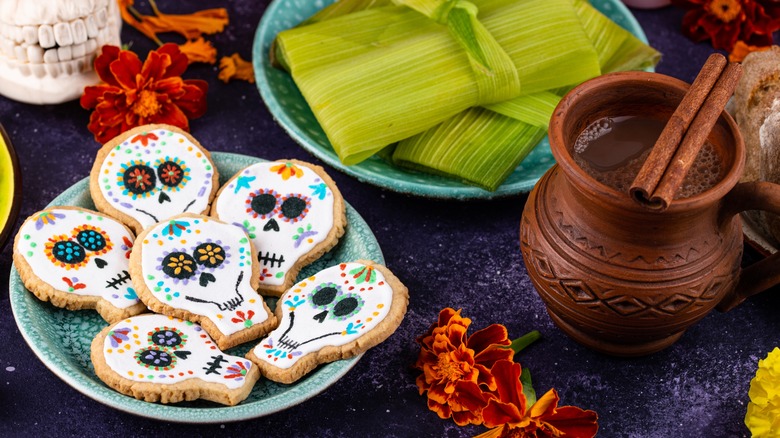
[1,2,778,437]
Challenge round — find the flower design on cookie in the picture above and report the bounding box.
[155,156,191,192]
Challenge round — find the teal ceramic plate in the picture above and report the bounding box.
[10,152,384,423]
[253,0,649,199]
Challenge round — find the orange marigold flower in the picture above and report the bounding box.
[729,39,772,61]
[80,44,208,144]
[475,360,599,438]
[218,53,256,83]
[270,162,304,180]
[141,6,229,40]
[671,0,780,52]
[179,38,218,65]
[414,308,514,426]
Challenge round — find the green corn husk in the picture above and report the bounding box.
[390,0,660,190]
[392,107,546,190]
[274,0,601,165]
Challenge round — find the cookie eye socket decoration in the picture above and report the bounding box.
[161,252,197,280]
[75,225,110,253]
[47,238,88,268]
[247,189,280,219]
[136,347,176,370]
[120,161,157,198]
[93,125,217,233]
[214,160,345,294]
[155,157,190,191]
[194,242,225,268]
[15,207,141,322]
[279,194,310,223]
[149,327,186,349]
[307,282,364,322]
[44,225,115,270]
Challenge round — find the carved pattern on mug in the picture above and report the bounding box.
[549,205,721,268]
[524,243,737,319]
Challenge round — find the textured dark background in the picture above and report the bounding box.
[1,1,778,437]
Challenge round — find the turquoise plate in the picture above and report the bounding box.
[253,0,649,199]
[10,152,384,423]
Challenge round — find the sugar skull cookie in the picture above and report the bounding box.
[247,260,408,384]
[91,314,259,406]
[90,124,219,235]
[130,213,277,349]
[13,206,146,323]
[212,159,346,296]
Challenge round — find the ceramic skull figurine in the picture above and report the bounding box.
[131,213,277,350]
[212,160,346,296]
[247,261,409,384]
[0,0,121,104]
[91,124,219,235]
[13,206,146,323]
[91,314,259,405]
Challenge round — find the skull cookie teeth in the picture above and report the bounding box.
[131,213,277,350]
[91,314,259,406]
[212,160,347,296]
[0,0,121,104]
[12,206,146,323]
[247,261,409,384]
[90,124,219,235]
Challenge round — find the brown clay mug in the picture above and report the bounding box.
[520,71,780,357]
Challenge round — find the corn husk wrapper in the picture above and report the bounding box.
[274,0,601,165]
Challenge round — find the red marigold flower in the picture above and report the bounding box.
[80,44,208,144]
[671,0,780,52]
[414,308,514,426]
[476,360,599,438]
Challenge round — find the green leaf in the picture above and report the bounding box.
[510,330,541,354]
[521,367,537,409]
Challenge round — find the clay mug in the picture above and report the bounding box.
[520,71,780,357]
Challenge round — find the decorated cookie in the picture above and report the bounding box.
[13,206,146,323]
[130,213,277,350]
[90,124,219,235]
[212,159,346,296]
[91,314,259,406]
[247,260,408,384]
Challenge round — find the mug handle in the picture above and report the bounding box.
[718,181,780,311]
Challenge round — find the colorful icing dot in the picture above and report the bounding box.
[26,251,33,257]
[275,272,284,278]
[23,234,30,240]
[29,242,36,248]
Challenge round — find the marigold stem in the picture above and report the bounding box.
[509,330,541,354]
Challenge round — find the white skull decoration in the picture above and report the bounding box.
[248,262,404,381]
[0,0,121,104]
[91,124,219,235]
[14,206,143,322]
[135,214,274,347]
[95,314,257,405]
[213,160,345,296]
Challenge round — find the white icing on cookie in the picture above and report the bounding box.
[251,262,393,369]
[213,161,337,287]
[139,216,270,336]
[101,314,255,388]
[16,207,139,309]
[95,127,216,230]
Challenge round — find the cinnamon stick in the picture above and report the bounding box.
[648,62,742,208]
[629,53,729,210]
